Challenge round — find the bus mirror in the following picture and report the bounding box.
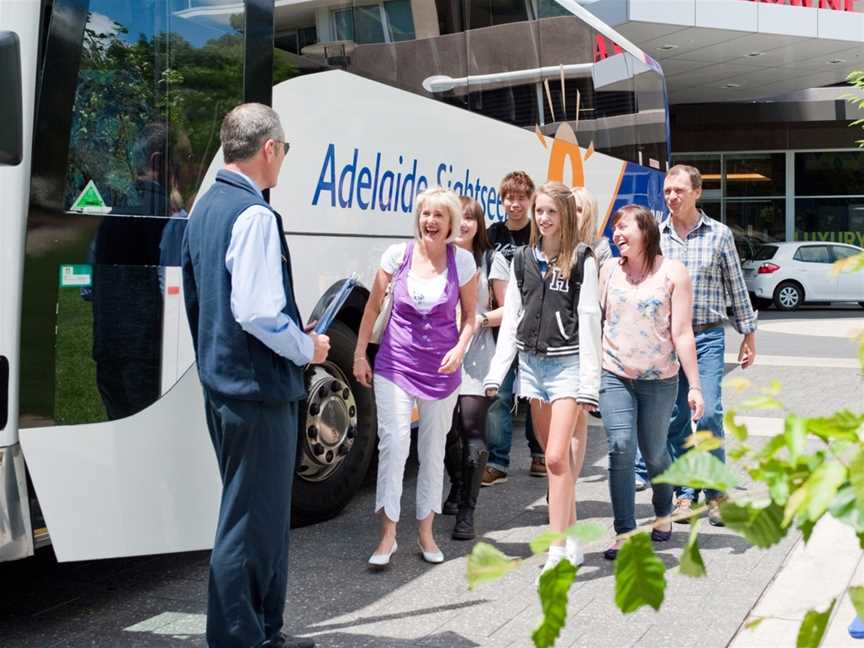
[0,31,23,166]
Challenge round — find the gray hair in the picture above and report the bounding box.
[220,103,284,164]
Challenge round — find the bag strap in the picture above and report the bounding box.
[514,246,527,296]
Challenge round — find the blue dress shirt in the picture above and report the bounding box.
[224,170,313,366]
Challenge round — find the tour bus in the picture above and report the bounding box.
[0,0,667,563]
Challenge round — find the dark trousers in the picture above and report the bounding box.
[203,388,298,648]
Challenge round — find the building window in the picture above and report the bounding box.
[332,1,415,44]
[794,151,864,245]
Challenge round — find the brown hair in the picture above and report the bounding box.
[612,204,662,274]
[499,170,535,200]
[667,164,702,191]
[529,181,585,280]
[459,196,491,265]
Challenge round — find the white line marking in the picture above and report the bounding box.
[125,612,206,636]
[724,354,860,369]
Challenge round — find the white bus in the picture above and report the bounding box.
[0,0,668,563]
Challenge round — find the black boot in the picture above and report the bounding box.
[452,442,487,540]
[442,429,462,516]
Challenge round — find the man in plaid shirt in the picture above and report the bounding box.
[660,164,757,526]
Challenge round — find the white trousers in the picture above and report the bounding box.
[373,375,459,522]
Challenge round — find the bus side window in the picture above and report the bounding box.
[0,31,23,166]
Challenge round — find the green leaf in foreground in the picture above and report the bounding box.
[725,411,748,442]
[679,521,706,577]
[532,559,577,648]
[829,485,864,534]
[720,501,786,548]
[850,450,864,509]
[785,460,848,526]
[467,542,519,590]
[529,522,605,554]
[850,586,864,622]
[805,410,864,443]
[614,532,666,613]
[564,521,605,544]
[740,395,783,411]
[530,531,564,555]
[796,600,835,648]
[654,451,740,493]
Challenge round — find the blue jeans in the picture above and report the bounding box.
[487,361,541,472]
[600,371,678,534]
[634,447,649,484]
[667,326,726,502]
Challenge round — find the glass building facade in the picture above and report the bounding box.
[672,149,864,256]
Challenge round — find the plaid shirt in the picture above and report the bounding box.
[660,211,757,335]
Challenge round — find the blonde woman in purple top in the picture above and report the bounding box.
[354,187,477,568]
[598,204,704,560]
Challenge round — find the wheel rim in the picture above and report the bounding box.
[297,362,358,483]
[778,286,799,308]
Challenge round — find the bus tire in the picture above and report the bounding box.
[292,320,376,525]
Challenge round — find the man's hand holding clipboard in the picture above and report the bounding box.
[306,274,359,364]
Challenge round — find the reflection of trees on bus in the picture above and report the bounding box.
[64,12,296,213]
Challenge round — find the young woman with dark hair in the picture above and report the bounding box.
[441,197,502,540]
[484,181,601,575]
[598,204,704,559]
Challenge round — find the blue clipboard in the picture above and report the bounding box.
[314,274,358,334]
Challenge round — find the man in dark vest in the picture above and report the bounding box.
[182,103,328,648]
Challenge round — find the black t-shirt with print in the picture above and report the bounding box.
[486,221,531,265]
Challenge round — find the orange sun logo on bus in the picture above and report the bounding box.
[535,122,593,188]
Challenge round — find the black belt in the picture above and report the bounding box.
[693,321,723,334]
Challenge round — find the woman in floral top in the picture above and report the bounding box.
[599,204,703,559]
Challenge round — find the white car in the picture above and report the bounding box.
[742,241,864,311]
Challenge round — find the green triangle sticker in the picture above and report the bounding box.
[71,180,111,213]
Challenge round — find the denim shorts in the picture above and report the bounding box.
[517,352,580,403]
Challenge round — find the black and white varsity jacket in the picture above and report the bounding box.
[483,243,602,406]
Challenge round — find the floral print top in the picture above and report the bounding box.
[600,258,679,380]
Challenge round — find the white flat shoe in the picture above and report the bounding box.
[368,541,398,567]
[418,540,444,564]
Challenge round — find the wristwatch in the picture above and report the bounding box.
[480,313,489,328]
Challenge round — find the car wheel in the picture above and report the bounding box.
[773,281,803,311]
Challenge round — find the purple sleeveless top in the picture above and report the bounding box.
[374,242,461,400]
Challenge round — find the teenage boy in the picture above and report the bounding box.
[482,171,545,485]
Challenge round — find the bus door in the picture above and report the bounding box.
[15,0,268,561]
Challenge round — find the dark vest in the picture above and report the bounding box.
[514,243,593,357]
[181,170,305,402]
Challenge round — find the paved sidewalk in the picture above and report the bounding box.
[731,516,864,647]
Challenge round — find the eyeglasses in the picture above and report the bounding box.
[270,139,290,155]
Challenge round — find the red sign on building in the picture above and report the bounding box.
[744,0,855,11]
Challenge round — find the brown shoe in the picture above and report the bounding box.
[529,456,546,477]
[672,498,695,524]
[707,499,726,527]
[480,466,508,487]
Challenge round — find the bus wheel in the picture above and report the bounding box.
[292,320,376,524]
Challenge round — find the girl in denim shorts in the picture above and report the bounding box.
[484,181,601,576]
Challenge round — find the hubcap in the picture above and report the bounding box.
[779,286,799,308]
[297,362,357,483]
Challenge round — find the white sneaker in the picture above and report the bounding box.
[537,545,568,583]
[566,536,584,567]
